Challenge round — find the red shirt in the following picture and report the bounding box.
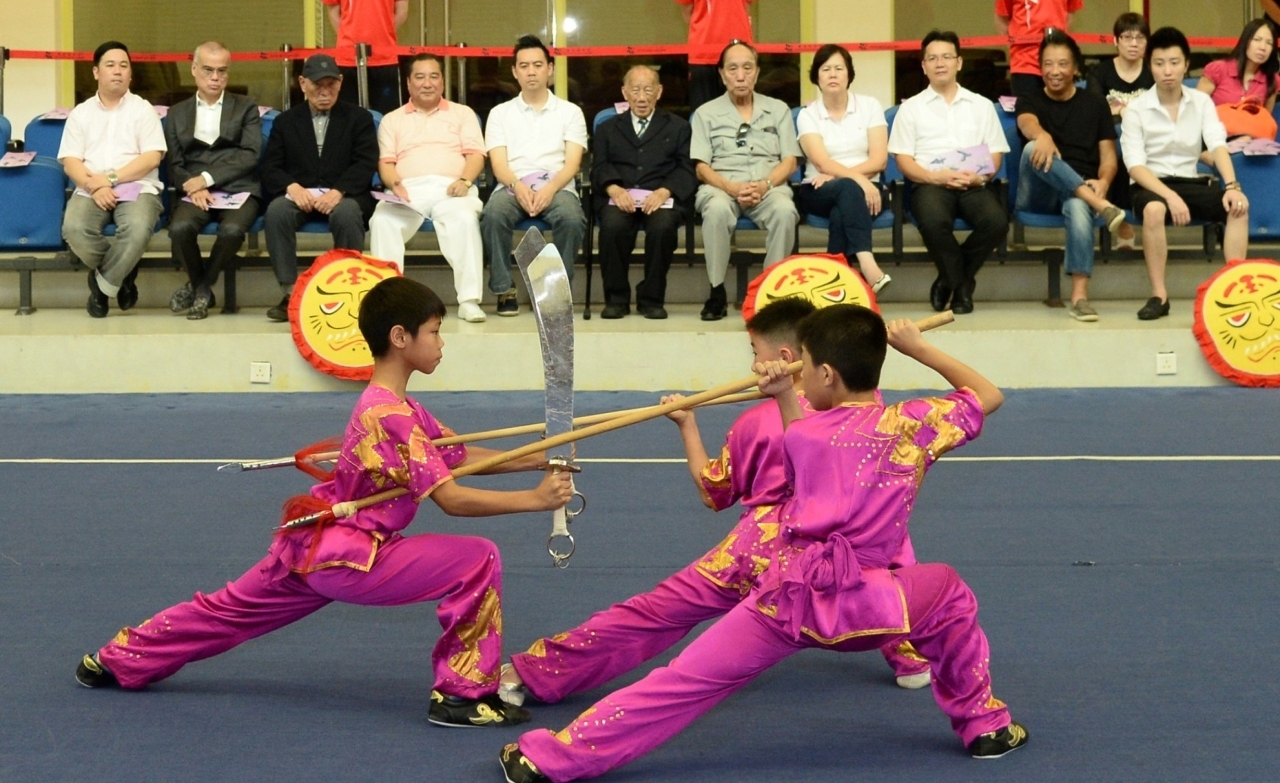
[324,0,400,66]
[995,0,1083,76]
[675,0,755,65]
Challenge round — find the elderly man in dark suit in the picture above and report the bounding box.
[261,53,378,321]
[592,65,696,319]
[164,42,262,319]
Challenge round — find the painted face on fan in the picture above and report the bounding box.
[753,256,874,314]
[296,257,398,372]
[1200,261,1280,374]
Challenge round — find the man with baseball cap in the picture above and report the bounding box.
[261,53,378,321]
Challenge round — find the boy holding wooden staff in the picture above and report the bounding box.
[75,278,572,728]
[500,304,1026,783]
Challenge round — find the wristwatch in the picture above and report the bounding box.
[1223,181,1241,191]
[106,170,119,187]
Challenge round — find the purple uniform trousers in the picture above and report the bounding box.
[98,532,504,699]
[519,563,1011,782]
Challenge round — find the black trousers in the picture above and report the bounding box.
[168,196,261,290]
[688,65,722,116]
[338,64,402,115]
[597,205,682,309]
[910,184,1008,291]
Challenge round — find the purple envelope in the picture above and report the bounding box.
[505,171,553,195]
[0,152,37,168]
[608,188,674,209]
[925,144,996,176]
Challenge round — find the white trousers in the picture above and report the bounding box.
[369,174,484,305]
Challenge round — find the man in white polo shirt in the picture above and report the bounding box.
[370,53,487,322]
[480,35,588,316]
[58,40,166,318]
[889,30,1009,315]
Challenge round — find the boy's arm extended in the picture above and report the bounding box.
[662,393,712,491]
[428,473,572,517]
[886,319,1004,413]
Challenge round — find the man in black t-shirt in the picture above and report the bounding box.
[1016,30,1125,321]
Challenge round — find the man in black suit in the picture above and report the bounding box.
[261,53,378,321]
[165,42,262,320]
[591,65,696,319]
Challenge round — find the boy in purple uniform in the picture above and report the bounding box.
[75,277,573,728]
[502,299,928,705]
[500,304,1027,782]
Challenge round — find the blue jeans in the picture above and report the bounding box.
[481,187,584,295]
[1016,141,1096,277]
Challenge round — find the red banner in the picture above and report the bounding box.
[3,35,1240,63]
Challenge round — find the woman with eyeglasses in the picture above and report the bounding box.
[794,44,892,293]
[1197,18,1280,114]
[1086,12,1154,250]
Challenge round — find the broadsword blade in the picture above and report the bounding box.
[515,238,574,462]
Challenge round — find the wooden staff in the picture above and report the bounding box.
[277,310,954,530]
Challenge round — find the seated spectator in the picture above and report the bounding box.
[164,42,262,320]
[591,65,696,320]
[1087,12,1154,250]
[58,41,166,319]
[888,30,1009,315]
[1123,27,1250,320]
[369,53,487,323]
[481,35,587,317]
[795,43,892,294]
[261,53,378,322]
[1016,31,1125,322]
[691,40,800,321]
[1196,19,1280,114]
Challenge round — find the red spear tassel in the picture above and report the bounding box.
[293,436,344,481]
[276,494,336,575]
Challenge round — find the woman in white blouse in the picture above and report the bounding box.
[795,44,891,292]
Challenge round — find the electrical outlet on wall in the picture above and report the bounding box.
[1156,352,1177,375]
[249,362,272,384]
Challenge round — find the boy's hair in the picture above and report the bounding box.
[921,30,961,58]
[94,41,130,66]
[746,297,817,348]
[796,304,887,393]
[1113,12,1150,40]
[359,277,446,358]
[514,35,551,62]
[1146,26,1191,67]
[1040,29,1083,71]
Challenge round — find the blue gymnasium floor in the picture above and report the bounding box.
[1,388,1278,782]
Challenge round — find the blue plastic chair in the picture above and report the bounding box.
[0,116,11,151]
[0,156,72,314]
[23,115,67,158]
[1230,151,1280,242]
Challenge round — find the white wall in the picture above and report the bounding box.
[2,1,64,140]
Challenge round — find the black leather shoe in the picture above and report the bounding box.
[187,291,215,320]
[600,303,629,319]
[639,305,668,320]
[951,281,974,315]
[701,284,728,321]
[266,295,290,322]
[169,282,194,313]
[929,278,951,312]
[86,271,108,318]
[1137,296,1169,320]
[117,268,139,311]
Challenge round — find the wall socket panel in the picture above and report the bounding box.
[249,362,272,384]
[1155,352,1177,375]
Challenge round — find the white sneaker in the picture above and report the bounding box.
[896,670,932,689]
[457,301,487,323]
[871,273,892,294]
[497,662,526,707]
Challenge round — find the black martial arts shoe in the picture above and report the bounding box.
[75,653,119,688]
[968,721,1029,758]
[929,277,951,313]
[500,743,549,783]
[428,690,530,728]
